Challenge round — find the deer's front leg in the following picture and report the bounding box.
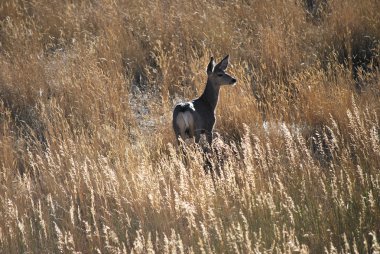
[206,121,215,146]
[206,131,213,145]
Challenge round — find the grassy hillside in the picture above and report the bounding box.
[0,0,379,253]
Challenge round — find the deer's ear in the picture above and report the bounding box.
[215,55,229,71]
[207,57,215,74]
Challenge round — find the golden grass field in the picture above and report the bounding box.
[0,0,380,253]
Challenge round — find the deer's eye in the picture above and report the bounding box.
[217,73,223,77]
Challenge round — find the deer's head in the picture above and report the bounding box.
[206,55,237,86]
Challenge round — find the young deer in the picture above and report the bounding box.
[172,55,237,145]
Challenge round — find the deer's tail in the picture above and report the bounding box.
[173,102,196,142]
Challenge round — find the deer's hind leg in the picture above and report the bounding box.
[194,129,202,143]
[185,111,196,141]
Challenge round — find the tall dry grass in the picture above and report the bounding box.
[0,0,380,253]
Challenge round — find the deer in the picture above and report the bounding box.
[172,55,237,146]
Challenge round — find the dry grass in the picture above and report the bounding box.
[0,0,380,253]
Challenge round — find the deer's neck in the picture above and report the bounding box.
[199,80,220,112]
